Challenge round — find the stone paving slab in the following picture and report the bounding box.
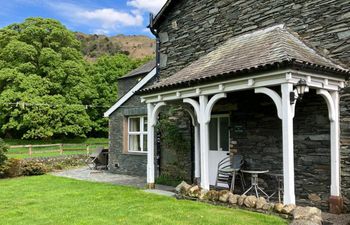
[51,167,175,194]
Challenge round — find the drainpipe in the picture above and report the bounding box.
[148,13,160,82]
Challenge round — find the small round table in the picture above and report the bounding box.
[241,170,269,198]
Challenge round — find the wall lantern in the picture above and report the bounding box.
[290,79,307,104]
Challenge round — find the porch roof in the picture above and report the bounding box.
[139,25,349,95]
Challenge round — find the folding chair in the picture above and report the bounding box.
[86,146,105,170]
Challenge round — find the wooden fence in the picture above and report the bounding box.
[8,143,109,156]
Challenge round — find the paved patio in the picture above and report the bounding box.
[51,167,175,196]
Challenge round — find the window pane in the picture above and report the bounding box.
[209,118,218,151]
[129,135,141,151]
[220,117,229,151]
[129,118,140,132]
[143,134,147,151]
[143,117,148,132]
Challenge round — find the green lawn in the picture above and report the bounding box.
[0,176,287,225]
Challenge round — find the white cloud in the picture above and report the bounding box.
[127,0,167,14]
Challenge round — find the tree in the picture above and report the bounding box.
[0,18,93,139]
[86,54,148,136]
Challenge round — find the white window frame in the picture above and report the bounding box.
[209,114,230,152]
[128,116,148,153]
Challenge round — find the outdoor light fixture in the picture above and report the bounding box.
[290,79,307,104]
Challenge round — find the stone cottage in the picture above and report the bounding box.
[105,0,350,213]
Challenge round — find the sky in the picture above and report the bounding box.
[0,0,167,36]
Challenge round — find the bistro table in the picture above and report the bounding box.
[241,170,269,198]
[268,173,283,203]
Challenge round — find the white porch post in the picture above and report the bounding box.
[147,103,155,188]
[146,102,166,189]
[281,83,296,205]
[194,124,200,180]
[317,89,341,197]
[330,91,340,197]
[199,95,210,190]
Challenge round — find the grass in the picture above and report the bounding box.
[4,138,108,159]
[0,175,287,225]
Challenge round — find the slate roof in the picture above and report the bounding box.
[140,25,349,94]
[119,59,156,79]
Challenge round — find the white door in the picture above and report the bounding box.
[208,115,230,186]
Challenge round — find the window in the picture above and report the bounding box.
[209,115,230,151]
[128,116,147,152]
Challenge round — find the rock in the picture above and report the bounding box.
[228,194,239,204]
[189,185,200,197]
[205,190,219,201]
[244,195,257,208]
[198,189,208,200]
[293,206,322,225]
[255,197,267,209]
[274,203,284,213]
[308,193,321,203]
[218,190,231,202]
[238,195,247,206]
[281,204,296,214]
[175,181,191,194]
[262,203,275,211]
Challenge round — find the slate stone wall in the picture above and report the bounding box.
[108,76,148,177]
[157,0,350,77]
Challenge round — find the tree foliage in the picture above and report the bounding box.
[0,18,147,139]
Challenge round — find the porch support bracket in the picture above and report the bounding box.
[147,102,166,189]
[254,87,283,119]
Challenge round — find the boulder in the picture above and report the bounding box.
[293,207,322,225]
[189,185,200,197]
[228,194,239,205]
[274,203,284,213]
[175,181,191,194]
[262,203,275,211]
[218,190,231,203]
[238,195,247,206]
[205,190,219,201]
[255,197,267,209]
[244,195,257,208]
[281,204,296,215]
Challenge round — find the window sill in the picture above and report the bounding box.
[122,152,147,156]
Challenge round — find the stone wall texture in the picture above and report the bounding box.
[155,0,350,211]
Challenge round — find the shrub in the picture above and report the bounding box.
[0,138,8,167]
[21,161,47,176]
[2,159,22,178]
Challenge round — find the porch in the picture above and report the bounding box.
[138,26,349,212]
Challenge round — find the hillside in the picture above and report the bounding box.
[76,33,156,60]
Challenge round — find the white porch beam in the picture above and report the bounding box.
[317,89,341,197]
[281,83,296,205]
[199,95,210,190]
[147,102,166,188]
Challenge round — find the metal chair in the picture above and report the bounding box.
[215,157,232,188]
[229,154,246,192]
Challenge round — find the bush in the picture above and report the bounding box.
[0,138,8,167]
[21,161,47,176]
[1,159,22,178]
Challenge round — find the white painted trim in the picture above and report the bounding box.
[127,116,148,153]
[104,68,156,117]
[151,102,166,126]
[183,98,201,124]
[317,89,336,122]
[255,88,283,119]
[142,69,344,104]
[204,93,227,124]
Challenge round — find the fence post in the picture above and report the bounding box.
[86,144,90,155]
[60,144,64,155]
[29,145,32,156]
